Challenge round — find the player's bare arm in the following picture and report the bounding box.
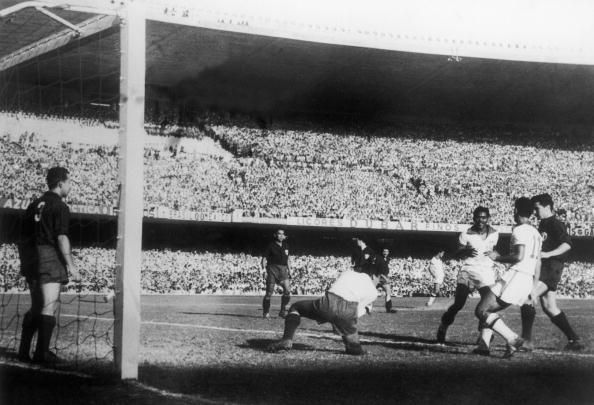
[531,258,542,300]
[488,244,525,264]
[540,242,571,259]
[57,234,80,282]
[451,243,478,260]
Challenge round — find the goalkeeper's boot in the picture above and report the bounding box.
[565,339,585,351]
[33,350,61,365]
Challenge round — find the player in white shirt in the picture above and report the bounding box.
[267,268,380,355]
[473,197,542,358]
[437,206,499,343]
[426,250,445,306]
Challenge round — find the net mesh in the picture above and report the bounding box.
[0,14,120,372]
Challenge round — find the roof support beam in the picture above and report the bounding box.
[34,5,83,34]
[0,13,118,71]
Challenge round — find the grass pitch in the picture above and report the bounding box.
[1,294,594,404]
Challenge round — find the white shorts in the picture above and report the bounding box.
[490,270,533,306]
[433,270,445,284]
[457,266,496,290]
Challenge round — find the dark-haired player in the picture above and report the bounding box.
[519,194,584,351]
[473,197,541,357]
[437,206,499,343]
[376,248,395,313]
[261,229,291,319]
[351,237,378,313]
[17,167,81,363]
[267,266,380,355]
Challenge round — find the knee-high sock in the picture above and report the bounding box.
[18,311,38,357]
[551,312,579,341]
[34,315,56,357]
[479,327,494,348]
[520,304,536,341]
[263,296,271,314]
[281,294,291,311]
[487,314,517,344]
[282,313,300,340]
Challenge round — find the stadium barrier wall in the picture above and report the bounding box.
[2,198,593,237]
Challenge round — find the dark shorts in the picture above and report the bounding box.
[37,245,68,285]
[266,264,290,288]
[378,275,390,287]
[540,259,564,292]
[310,292,358,336]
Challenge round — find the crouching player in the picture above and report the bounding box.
[474,197,542,358]
[267,267,380,355]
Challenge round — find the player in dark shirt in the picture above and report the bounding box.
[17,167,81,363]
[376,248,395,313]
[351,237,379,313]
[261,229,291,318]
[519,193,584,351]
[351,238,376,274]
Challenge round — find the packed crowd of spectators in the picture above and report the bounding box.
[1,244,594,298]
[207,122,594,224]
[1,112,593,227]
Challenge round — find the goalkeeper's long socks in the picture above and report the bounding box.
[551,312,579,341]
[520,304,536,341]
[33,315,56,362]
[263,296,271,315]
[280,294,291,312]
[18,311,38,360]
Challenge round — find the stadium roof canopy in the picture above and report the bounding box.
[1,0,594,124]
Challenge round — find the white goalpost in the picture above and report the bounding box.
[113,1,145,380]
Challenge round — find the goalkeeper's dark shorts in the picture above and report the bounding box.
[539,259,564,292]
[266,264,290,288]
[36,245,68,285]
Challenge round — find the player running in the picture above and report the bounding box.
[473,197,541,358]
[376,247,395,313]
[17,167,81,363]
[519,194,584,351]
[261,229,292,319]
[267,266,380,355]
[436,206,499,343]
[426,250,445,306]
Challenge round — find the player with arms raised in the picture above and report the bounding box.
[474,197,541,357]
[437,206,499,343]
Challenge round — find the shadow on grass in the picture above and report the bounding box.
[135,360,594,405]
[239,338,340,354]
